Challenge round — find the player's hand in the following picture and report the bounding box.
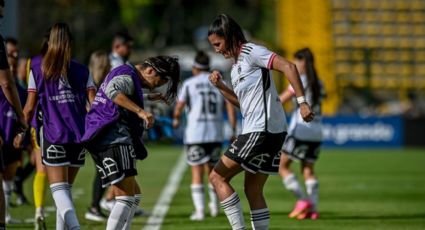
[172,118,180,128]
[17,116,28,134]
[137,110,155,129]
[147,92,170,105]
[300,102,314,122]
[209,71,225,89]
[13,132,25,149]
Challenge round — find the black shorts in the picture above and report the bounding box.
[89,144,138,188]
[1,145,22,166]
[282,136,321,163]
[185,142,221,166]
[0,146,5,171]
[41,136,86,167]
[225,132,286,174]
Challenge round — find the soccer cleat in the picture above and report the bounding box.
[35,207,47,230]
[208,202,218,217]
[85,207,108,222]
[309,211,319,220]
[288,200,311,218]
[190,211,205,221]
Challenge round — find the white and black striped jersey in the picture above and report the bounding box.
[177,72,225,144]
[287,74,324,142]
[231,43,287,134]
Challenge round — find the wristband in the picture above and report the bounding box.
[296,96,307,105]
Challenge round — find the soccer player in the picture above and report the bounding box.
[207,14,314,230]
[173,51,236,221]
[82,56,180,230]
[15,23,96,230]
[84,50,111,222]
[0,1,28,227]
[109,32,133,70]
[279,48,324,220]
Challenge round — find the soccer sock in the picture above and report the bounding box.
[123,194,141,230]
[283,173,306,200]
[191,184,205,213]
[91,171,106,210]
[106,196,135,230]
[3,180,13,213]
[250,208,270,230]
[208,183,218,208]
[33,172,47,209]
[50,182,80,230]
[305,179,319,212]
[220,192,245,230]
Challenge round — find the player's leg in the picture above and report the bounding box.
[33,147,47,229]
[300,161,319,220]
[279,152,305,199]
[243,171,269,230]
[209,156,244,230]
[190,164,205,220]
[205,163,218,217]
[2,160,21,224]
[0,173,5,230]
[122,181,141,230]
[85,170,107,222]
[106,177,136,230]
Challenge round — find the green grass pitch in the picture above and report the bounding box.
[8,145,425,229]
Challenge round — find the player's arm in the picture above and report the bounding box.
[172,101,185,128]
[279,84,295,104]
[271,56,314,122]
[14,91,37,148]
[112,93,154,129]
[87,89,95,104]
[0,69,26,129]
[209,70,240,108]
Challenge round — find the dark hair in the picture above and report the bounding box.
[294,48,321,106]
[208,14,247,59]
[5,37,18,46]
[142,56,180,101]
[113,31,133,44]
[194,50,210,71]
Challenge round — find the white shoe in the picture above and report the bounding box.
[84,208,107,222]
[209,202,219,217]
[100,198,115,212]
[34,215,47,230]
[190,211,205,221]
[6,214,22,224]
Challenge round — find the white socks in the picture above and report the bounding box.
[305,179,319,211]
[220,192,245,230]
[191,184,205,214]
[123,194,141,230]
[2,180,13,215]
[208,184,218,208]
[283,173,306,200]
[50,182,79,230]
[250,208,269,230]
[107,196,135,230]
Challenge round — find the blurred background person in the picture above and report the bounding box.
[109,32,133,70]
[172,50,236,221]
[279,48,325,220]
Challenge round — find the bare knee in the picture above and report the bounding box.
[302,163,315,180]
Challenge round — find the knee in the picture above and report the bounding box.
[208,170,223,187]
[302,167,315,180]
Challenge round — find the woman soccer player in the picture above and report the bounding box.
[82,56,180,230]
[207,14,314,230]
[279,48,324,220]
[15,23,96,230]
[173,51,236,221]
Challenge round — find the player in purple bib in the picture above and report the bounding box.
[15,23,96,230]
[83,56,180,230]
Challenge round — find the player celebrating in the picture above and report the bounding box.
[15,23,96,230]
[173,51,236,221]
[279,48,324,220]
[207,14,314,230]
[82,56,180,230]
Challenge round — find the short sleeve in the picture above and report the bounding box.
[86,74,96,90]
[177,81,188,103]
[104,75,134,99]
[27,70,37,92]
[0,36,9,70]
[249,44,276,69]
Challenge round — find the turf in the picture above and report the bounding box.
[8,147,425,229]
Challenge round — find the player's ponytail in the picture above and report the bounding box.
[294,48,321,106]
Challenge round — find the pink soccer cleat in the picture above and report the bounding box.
[296,211,319,220]
[288,200,311,219]
[309,211,319,220]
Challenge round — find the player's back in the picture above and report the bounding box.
[180,72,225,144]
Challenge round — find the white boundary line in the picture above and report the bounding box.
[142,152,188,230]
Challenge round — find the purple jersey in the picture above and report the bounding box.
[31,60,90,144]
[0,88,18,145]
[82,64,144,144]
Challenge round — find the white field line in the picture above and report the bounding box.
[142,152,187,230]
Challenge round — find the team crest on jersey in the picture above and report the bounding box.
[58,77,71,90]
[248,153,270,168]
